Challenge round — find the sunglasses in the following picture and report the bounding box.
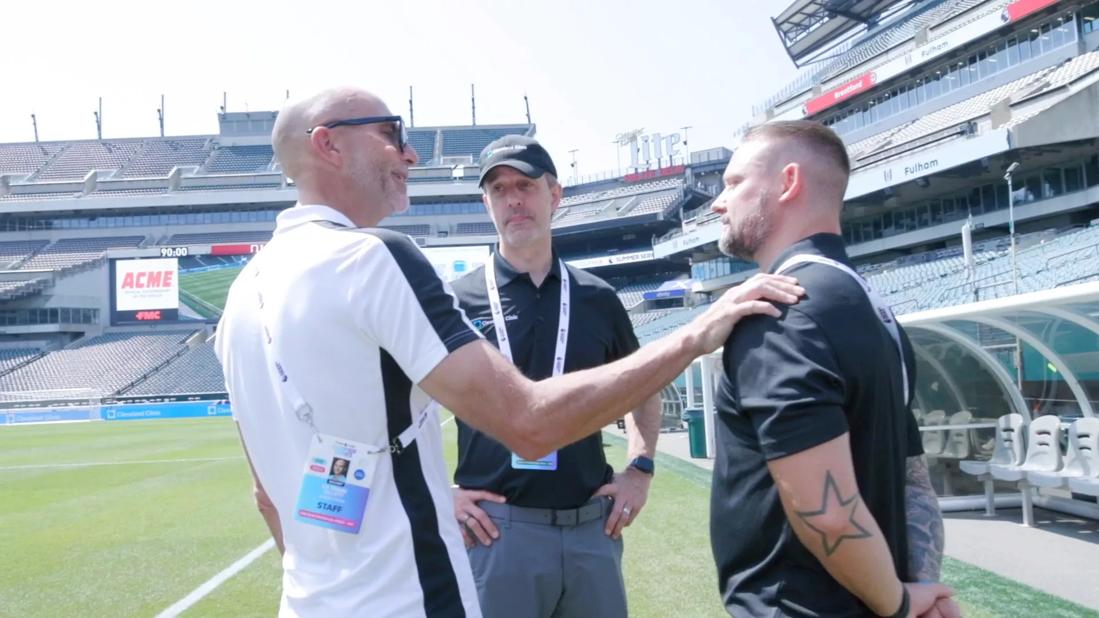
[306,115,407,152]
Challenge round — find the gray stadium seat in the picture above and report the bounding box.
[931,411,974,495]
[989,415,1064,527]
[921,410,947,455]
[960,413,1026,516]
[1028,418,1099,488]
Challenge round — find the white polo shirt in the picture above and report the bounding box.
[215,204,483,617]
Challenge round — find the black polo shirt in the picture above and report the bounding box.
[451,249,639,509]
[709,233,923,617]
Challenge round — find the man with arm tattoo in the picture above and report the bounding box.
[707,121,957,617]
[905,455,944,582]
[906,455,962,617]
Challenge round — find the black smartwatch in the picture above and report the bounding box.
[628,456,655,476]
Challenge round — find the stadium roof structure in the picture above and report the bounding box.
[772,0,908,66]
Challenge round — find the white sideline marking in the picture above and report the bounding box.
[0,456,242,471]
[155,538,275,618]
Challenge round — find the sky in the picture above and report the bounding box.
[0,0,802,181]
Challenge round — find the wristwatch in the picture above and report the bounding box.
[628,455,655,476]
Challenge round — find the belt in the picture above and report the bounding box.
[479,497,605,527]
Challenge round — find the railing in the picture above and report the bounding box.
[1044,241,1099,273]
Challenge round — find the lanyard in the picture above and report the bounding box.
[774,254,910,406]
[484,257,570,377]
[253,260,428,455]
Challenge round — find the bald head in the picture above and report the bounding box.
[272,87,388,180]
[741,120,850,206]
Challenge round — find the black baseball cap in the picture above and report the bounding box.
[477,135,558,187]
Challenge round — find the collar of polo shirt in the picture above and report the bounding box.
[490,245,565,287]
[275,204,357,235]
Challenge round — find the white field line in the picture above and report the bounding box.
[0,419,97,427]
[0,456,243,471]
[150,412,455,614]
[154,539,276,618]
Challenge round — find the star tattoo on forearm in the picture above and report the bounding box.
[795,471,872,556]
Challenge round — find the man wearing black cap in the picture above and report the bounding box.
[449,134,661,617]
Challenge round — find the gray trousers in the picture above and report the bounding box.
[467,496,627,618]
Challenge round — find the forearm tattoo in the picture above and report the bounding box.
[795,471,873,556]
[904,455,944,581]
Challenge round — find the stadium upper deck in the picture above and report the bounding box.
[660,0,1099,272]
[0,120,534,195]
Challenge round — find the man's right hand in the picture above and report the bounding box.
[453,487,506,549]
[905,582,956,617]
[687,273,804,355]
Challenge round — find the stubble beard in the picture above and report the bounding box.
[719,199,772,263]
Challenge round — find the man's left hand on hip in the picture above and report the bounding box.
[593,466,652,539]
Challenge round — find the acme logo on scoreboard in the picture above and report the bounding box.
[120,271,175,289]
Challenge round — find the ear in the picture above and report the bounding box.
[309,127,342,168]
[549,179,562,214]
[778,162,802,205]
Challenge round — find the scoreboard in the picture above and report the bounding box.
[111,257,181,323]
[109,242,264,326]
[109,242,488,326]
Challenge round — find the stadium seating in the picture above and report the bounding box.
[959,413,1029,515]
[0,142,65,177]
[0,279,50,301]
[765,0,1004,113]
[560,178,683,208]
[122,138,209,177]
[629,308,681,329]
[0,330,197,401]
[440,127,528,157]
[0,240,49,269]
[92,187,172,197]
[624,189,680,216]
[0,190,79,202]
[0,348,43,375]
[1027,418,1099,488]
[407,130,437,164]
[178,182,282,192]
[552,179,686,229]
[35,141,142,181]
[634,303,711,343]
[921,410,949,455]
[203,145,273,174]
[454,221,497,236]
[123,341,225,396]
[851,49,1099,168]
[615,279,667,309]
[872,224,1099,314]
[553,202,612,227]
[381,224,430,237]
[637,223,1099,346]
[19,236,146,272]
[988,414,1063,527]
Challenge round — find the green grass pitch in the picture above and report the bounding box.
[0,418,1094,617]
[179,267,244,319]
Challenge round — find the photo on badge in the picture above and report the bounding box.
[328,456,350,486]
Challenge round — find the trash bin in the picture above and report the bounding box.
[682,408,707,459]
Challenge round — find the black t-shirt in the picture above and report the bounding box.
[451,250,640,509]
[710,233,923,617]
